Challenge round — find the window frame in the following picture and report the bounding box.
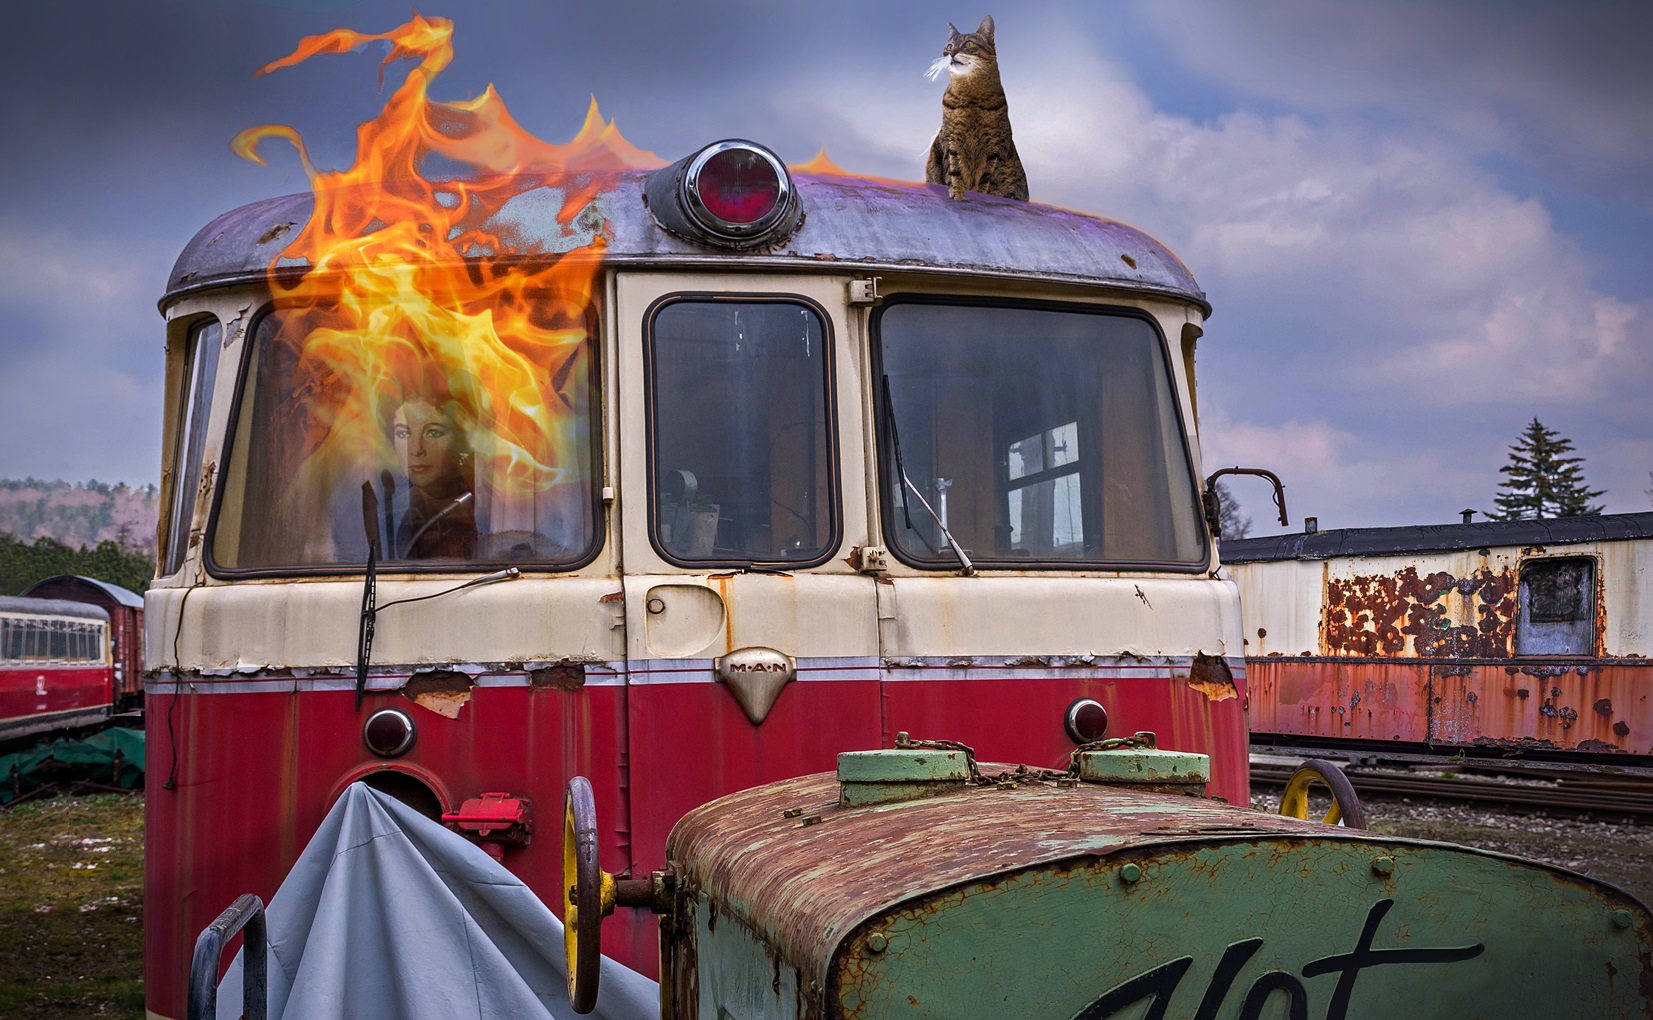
[1515,555,1598,657]
[642,292,843,570]
[204,298,608,578]
[162,316,224,576]
[870,295,1211,573]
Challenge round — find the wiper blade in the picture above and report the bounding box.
[356,481,380,711]
[881,375,975,575]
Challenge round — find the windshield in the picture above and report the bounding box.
[210,304,601,572]
[647,297,837,566]
[877,301,1206,569]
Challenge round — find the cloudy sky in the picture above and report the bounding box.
[1,0,1648,533]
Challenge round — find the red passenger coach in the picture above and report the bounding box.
[0,595,114,741]
[24,575,144,711]
[142,61,1249,1019]
[1224,512,1653,761]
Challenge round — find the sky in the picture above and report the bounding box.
[1,0,1648,534]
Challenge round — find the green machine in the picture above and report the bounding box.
[564,738,1653,1019]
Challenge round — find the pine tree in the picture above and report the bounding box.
[1492,418,1605,520]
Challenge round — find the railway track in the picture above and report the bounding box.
[1250,758,1653,822]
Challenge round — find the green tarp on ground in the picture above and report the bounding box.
[0,726,144,803]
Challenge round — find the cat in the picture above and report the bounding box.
[925,15,1029,202]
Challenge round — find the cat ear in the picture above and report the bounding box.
[976,15,995,41]
[947,21,960,38]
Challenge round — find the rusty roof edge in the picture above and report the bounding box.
[158,254,1211,315]
[1221,511,1653,564]
[161,175,1212,314]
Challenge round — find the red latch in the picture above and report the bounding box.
[441,791,533,862]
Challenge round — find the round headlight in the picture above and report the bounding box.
[364,708,416,758]
[645,140,802,249]
[1064,698,1109,744]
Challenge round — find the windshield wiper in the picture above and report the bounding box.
[355,479,520,712]
[881,375,975,575]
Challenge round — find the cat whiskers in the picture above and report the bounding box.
[925,56,952,82]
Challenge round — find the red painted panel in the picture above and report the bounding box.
[1431,663,1653,754]
[0,663,112,721]
[1248,658,1653,756]
[881,674,1250,806]
[144,683,629,1020]
[1247,659,1431,742]
[625,680,884,878]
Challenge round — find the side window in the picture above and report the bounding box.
[165,318,224,575]
[1517,557,1595,655]
[646,297,838,565]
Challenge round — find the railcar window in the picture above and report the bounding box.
[165,318,224,575]
[876,301,1205,568]
[1517,558,1595,656]
[211,304,601,572]
[646,299,837,565]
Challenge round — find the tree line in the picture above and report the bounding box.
[0,533,153,597]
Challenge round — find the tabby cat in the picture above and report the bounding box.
[925,15,1029,201]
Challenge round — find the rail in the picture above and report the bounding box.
[188,893,267,1020]
[1251,762,1653,821]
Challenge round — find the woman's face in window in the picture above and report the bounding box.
[393,399,463,491]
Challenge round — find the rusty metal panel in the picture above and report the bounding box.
[1324,560,1517,658]
[1246,658,1430,741]
[1431,662,1653,754]
[666,768,1653,1018]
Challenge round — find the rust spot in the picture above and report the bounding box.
[1257,627,1267,639]
[1120,253,1138,269]
[1614,721,1632,737]
[598,591,623,604]
[530,663,585,690]
[1186,654,1237,702]
[1594,698,1614,718]
[257,221,294,245]
[845,546,865,572]
[401,669,473,719]
[1324,565,1515,658]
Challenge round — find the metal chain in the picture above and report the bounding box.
[1067,730,1158,773]
[894,731,983,782]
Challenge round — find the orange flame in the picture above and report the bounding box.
[232,15,660,551]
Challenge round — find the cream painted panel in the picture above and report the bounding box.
[145,577,626,672]
[877,576,1241,660]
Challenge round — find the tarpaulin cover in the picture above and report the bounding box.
[0,726,144,803]
[217,783,659,1020]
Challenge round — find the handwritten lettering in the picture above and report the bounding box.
[1073,899,1485,1020]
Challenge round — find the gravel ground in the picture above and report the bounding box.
[1251,787,1653,906]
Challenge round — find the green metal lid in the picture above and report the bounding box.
[837,749,970,784]
[1077,747,1209,784]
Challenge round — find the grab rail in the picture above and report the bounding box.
[188,893,268,1020]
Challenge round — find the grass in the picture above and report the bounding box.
[0,793,144,1018]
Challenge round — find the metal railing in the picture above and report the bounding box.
[188,893,268,1020]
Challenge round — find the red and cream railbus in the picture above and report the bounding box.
[0,595,114,741]
[142,21,1248,1020]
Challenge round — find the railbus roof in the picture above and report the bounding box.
[164,173,1208,313]
[1221,511,1653,563]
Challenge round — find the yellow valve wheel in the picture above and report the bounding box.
[563,776,616,1014]
[1278,759,1366,829]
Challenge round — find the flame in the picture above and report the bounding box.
[233,15,661,549]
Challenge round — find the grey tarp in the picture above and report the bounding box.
[216,783,659,1020]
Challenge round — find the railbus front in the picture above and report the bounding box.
[142,141,1249,1018]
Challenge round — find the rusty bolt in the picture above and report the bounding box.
[1119,863,1142,884]
[867,932,889,953]
[1613,910,1634,930]
[801,815,822,827]
[783,807,803,818]
[1372,856,1394,876]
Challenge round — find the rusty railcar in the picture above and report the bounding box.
[1223,512,1653,759]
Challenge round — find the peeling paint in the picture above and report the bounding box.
[401,669,473,718]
